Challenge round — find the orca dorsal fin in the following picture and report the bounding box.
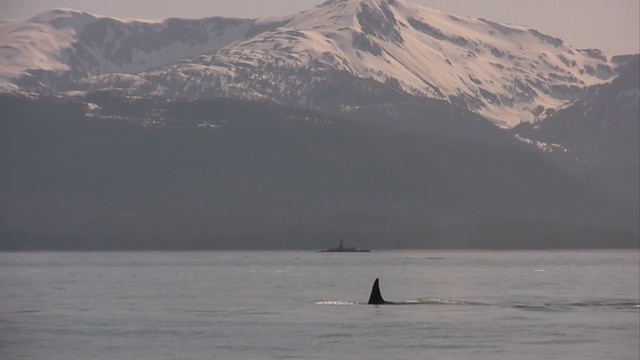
[368,278,386,304]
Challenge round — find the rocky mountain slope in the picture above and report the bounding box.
[512,55,639,202]
[0,0,625,127]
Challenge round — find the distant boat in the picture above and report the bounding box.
[317,239,370,253]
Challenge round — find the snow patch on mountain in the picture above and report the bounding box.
[0,8,284,92]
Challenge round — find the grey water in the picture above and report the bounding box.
[1,250,638,360]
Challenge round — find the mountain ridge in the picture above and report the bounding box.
[0,0,628,127]
[0,8,286,92]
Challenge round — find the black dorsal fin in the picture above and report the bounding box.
[368,278,386,304]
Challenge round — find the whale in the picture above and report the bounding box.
[367,278,400,305]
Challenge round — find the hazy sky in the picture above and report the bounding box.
[1,0,638,55]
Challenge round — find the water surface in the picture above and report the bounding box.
[1,250,638,359]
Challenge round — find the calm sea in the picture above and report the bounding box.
[1,250,638,360]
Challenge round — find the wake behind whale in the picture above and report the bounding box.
[367,278,469,305]
[315,279,639,309]
[315,278,471,306]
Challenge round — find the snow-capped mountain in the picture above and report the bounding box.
[0,0,624,127]
[0,8,286,92]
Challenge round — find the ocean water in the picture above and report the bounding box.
[1,250,638,360]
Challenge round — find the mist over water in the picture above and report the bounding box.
[1,250,638,359]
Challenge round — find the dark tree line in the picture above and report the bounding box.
[0,93,636,250]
